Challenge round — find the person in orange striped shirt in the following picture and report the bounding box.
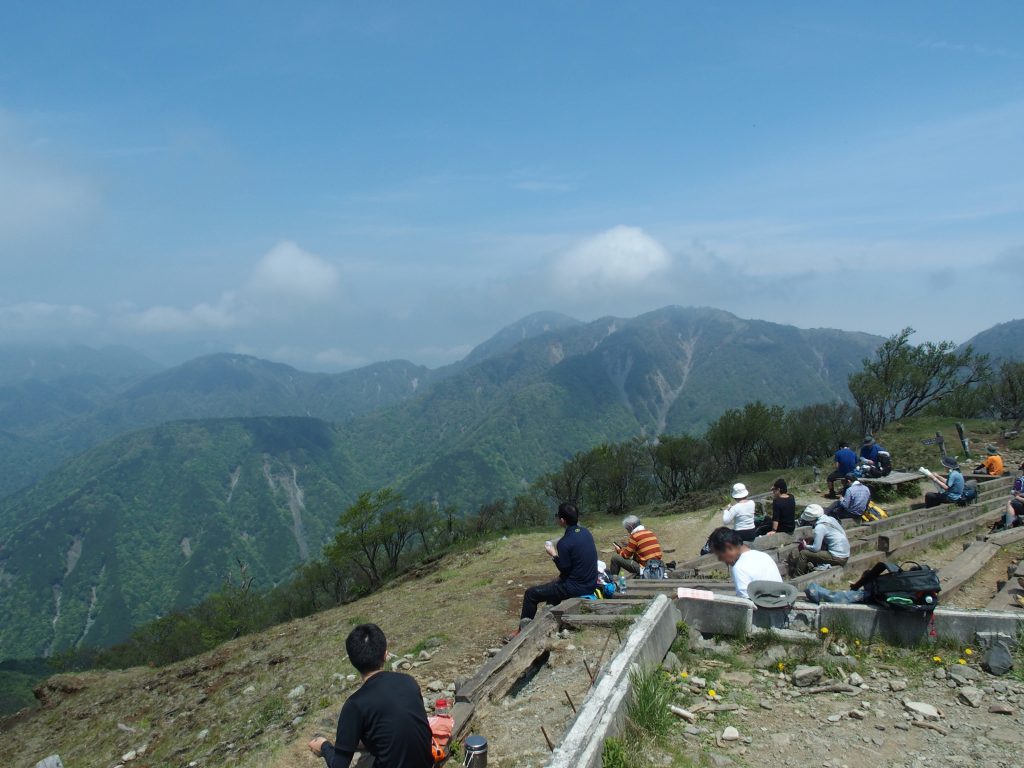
[609,515,663,576]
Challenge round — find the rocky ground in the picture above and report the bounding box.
[649,627,1024,768]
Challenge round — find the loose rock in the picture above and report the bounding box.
[721,726,740,741]
[957,687,984,708]
[903,701,942,720]
[287,685,306,700]
[792,665,824,688]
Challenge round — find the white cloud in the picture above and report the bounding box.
[127,296,240,333]
[122,241,340,333]
[552,226,671,293]
[0,302,96,331]
[245,241,340,303]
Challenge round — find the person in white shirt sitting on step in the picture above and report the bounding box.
[722,482,758,542]
[706,526,783,599]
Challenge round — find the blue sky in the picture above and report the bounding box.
[1,2,1022,369]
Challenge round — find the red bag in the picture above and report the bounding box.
[428,714,454,763]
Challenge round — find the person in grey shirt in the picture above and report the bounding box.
[827,473,871,521]
[788,504,850,576]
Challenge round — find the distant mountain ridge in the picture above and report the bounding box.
[963,319,1023,362]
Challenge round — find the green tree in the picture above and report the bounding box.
[508,491,550,527]
[648,434,719,501]
[781,403,859,466]
[584,440,652,515]
[537,450,598,505]
[706,401,785,473]
[325,488,404,588]
[848,328,990,431]
[987,361,1024,428]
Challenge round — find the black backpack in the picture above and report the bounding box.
[877,450,892,477]
[862,561,941,613]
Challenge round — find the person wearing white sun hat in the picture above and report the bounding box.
[722,482,757,542]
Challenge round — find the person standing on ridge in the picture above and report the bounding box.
[609,514,664,577]
[309,623,432,768]
[516,502,598,634]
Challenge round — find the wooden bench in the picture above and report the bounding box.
[860,470,925,487]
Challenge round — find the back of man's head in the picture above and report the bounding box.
[557,502,579,526]
[622,514,640,531]
[346,623,388,675]
[708,526,744,553]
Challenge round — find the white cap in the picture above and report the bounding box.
[800,504,825,522]
[731,483,749,499]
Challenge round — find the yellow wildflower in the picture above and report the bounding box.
[708,689,716,697]
[932,655,942,663]
[958,659,967,665]
[820,627,830,635]
[965,649,973,656]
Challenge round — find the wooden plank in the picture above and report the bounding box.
[939,541,1000,596]
[561,615,638,630]
[878,503,993,552]
[861,471,926,487]
[986,578,1021,611]
[454,613,556,704]
[566,600,655,614]
[983,526,1024,546]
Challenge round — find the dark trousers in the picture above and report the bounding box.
[826,500,860,520]
[520,580,573,621]
[736,527,758,542]
[925,491,953,509]
[754,519,796,537]
[609,554,641,576]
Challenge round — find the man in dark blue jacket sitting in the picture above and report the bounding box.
[518,502,598,633]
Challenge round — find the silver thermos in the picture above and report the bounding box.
[463,734,487,767]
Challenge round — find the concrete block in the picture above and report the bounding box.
[546,595,681,768]
[674,593,752,637]
[817,603,1021,648]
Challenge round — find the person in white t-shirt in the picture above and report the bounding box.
[722,483,758,542]
[707,526,783,599]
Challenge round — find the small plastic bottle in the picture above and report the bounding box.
[435,698,449,715]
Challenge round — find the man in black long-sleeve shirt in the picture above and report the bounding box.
[309,624,432,768]
[518,502,598,631]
